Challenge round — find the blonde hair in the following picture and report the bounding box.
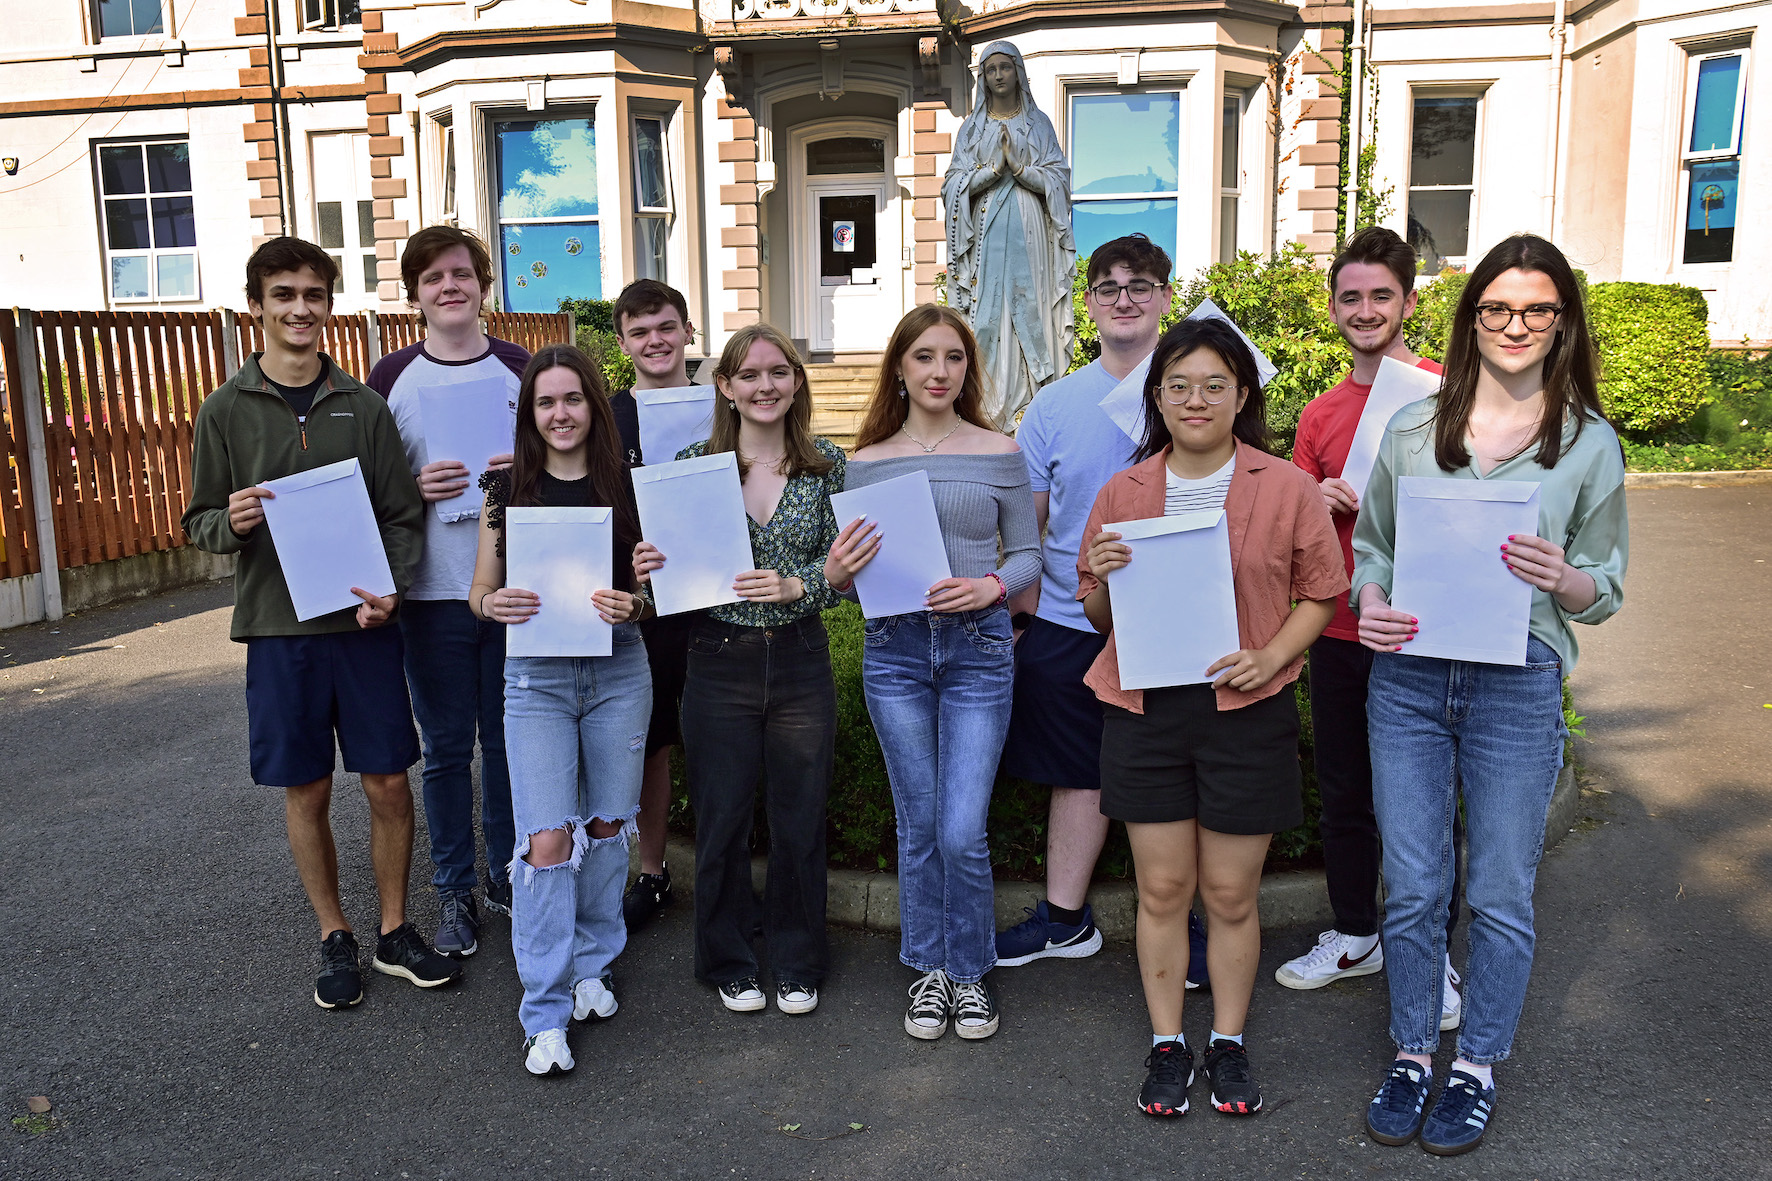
[708,322,833,480]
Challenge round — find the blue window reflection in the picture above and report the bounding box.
[500,223,601,311]
[1072,200,1178,266]
[496,120,598,219]
[1690,56,1742,153]
[1684,159,1737,264]
[1070,94,1180,196]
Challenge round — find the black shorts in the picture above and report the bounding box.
[245,627,420,788]
[1099,684,1303,835]
[639,611,694,756]
[1001,616,1109,792]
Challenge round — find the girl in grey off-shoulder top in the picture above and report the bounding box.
[841,452,1041,595]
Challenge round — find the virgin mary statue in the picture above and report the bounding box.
[941,41,1077,429]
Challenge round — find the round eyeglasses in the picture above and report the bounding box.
[1476,303,1563,332]
[1089,280,1160,304]
[1161,380,1234,405]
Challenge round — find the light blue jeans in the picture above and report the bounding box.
[503,625,650,1037]
[1368,636,1566,1064]
[862,608,1014,984]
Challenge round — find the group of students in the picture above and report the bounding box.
[183,217,1626,1157]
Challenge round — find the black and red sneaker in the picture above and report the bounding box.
[1204,1039,1263,1115]
[1137,1041,1194,1116]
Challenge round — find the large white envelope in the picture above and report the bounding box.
[631,451,753,616]
[636,385,716,466]
[417,377,517,523]
[504,507,613,658]
[1391,477,1539,665]
[1339,357,1442,501]
[1099,297,1278,445]
[828,470,953,620]
[1107,510,1241,689]
[260,458,395,622]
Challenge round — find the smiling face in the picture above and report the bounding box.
[1331,260,1417,359]
[1158,345,1248,458]
[617,304,693,387]
[532,364,592,456]
[716,338,800,428]
[247,266,332,355]
[898,323,969,416]
[412,244,485,334]
[1087,263,1170,358]
[1472,267,1563,379]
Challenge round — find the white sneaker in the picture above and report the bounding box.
[1274,929,1384,990]
[777,981,819,1015]
[524,1028,574,1076]
[1440,961,1462,1031]
[572,975,618,1022]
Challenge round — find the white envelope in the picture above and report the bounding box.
[1187,298,1278,387]
[1339,357,1442,502]
[504,507,614,658]
[828,470,954,620]
[260,457,395,622]
[417,377,517,523]
[631,451,753,616]
[1099,298,1278,446]
[1106,510,1241,689]
[1391,477,1539,666]
[636,385,716,466]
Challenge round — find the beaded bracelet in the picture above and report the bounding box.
[986,572,1007,607]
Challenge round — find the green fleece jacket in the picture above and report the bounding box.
[181,352,424,640]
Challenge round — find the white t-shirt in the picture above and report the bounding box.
[1164,454,1235,515]
[367,338,529,600]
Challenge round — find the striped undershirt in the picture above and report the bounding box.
[1163,454,1235,515]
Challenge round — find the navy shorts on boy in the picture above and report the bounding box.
[247,626,421,787]
[1000,616,1109,792]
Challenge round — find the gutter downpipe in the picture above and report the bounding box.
[1343,0,1366,236]
[1543,0,1568,237]
[267,1,295,234]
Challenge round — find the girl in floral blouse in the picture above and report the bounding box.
[632,323,846,1016]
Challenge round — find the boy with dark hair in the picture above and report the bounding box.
[604,278,698,928]
[183,236,459,1008]
[1279,226,1462,1031]
[367,225,530,960]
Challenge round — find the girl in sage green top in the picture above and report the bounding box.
[632,323,845,1017]
[1352,234,1627,1157]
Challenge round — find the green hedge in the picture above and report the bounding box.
[1587,282,1712,434]
[556,297,636,392]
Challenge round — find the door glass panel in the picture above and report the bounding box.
[156,253,196,300]
[100,146,145,195]
[105,198,150,250]
[145,142,190,192]
[111,255,150,300]
[819,194,876,283]
[151,196,196,248]
[807,138,885,175]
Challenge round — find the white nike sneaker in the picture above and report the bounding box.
[1274,929,1384,990]
[524,1028,574,1076]
[1440,960,1462,1031]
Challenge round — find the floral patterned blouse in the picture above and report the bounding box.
[672,436,847,627]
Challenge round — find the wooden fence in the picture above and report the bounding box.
[0,308,571,600]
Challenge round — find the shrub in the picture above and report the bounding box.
[1587,282,1712,434]
[1405,269,1468,361]
[556,297,635,392]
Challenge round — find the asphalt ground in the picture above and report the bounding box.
[2,485,1768,1180]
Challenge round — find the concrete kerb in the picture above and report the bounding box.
[1624,469,1772,489]
[633,763,1579,942]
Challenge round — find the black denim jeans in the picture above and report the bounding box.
[681,615,836,987]
[1310,635,1463,939]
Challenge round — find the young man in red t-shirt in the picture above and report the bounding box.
[1279,228,1462,1032]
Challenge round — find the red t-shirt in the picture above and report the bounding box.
[1291,357,1444,642]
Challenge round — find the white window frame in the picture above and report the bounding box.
[1682,48,1750,161]
[1065,85,1187,262]
[301,0,361,31]
[96,137,200,305]
[1405,86,1487,271]
[309,131,378,299]
[93,0,165,38]
[1219,90,1244,263]
[487,108,601,308]
[630,109,676,283]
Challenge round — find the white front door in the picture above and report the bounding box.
[806,179,893,353]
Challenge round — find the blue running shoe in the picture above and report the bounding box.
[1186,910,1209,990]
[1419,1070,1495,1156]
[1366,1059,1433,1146]
[994,901,1103,967]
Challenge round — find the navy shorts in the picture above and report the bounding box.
[1000,615,1109,792]
[245,626,421,788]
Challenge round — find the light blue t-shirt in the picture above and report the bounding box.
[1015,357,1142,630]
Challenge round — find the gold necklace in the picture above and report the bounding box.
[900,420,960,453]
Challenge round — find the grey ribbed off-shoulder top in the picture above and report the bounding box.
[842,452,1042,595]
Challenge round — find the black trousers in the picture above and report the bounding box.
[1310,636,1463,940]
[681,616,836,986]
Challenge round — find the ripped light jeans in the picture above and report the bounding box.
[503,624,651,1037]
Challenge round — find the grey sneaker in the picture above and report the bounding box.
[434,891,480,958]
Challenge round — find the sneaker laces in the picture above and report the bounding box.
[952,979,992,1022]
[319,934,356,973]
[907,970,951,1019]
[1436,1073,1488,1121]
[1375,1062,1428,1114]
[1004,907,1045,936]
[1207,1041,1252,1085]
[529,1028,568,1056]
[1295,930,1357,969]
[440,894,470,929]
[1144,1042,1188,1084]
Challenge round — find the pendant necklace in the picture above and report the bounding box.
[901,420,960,453]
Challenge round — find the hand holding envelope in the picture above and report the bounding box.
[1391,477,1539,665]
[631,451,755,616]
[827,471,953,619]
[1338,357,1442,503]
[503,507,616,657]
[417,377,517,522]
[1105,511,1241,689]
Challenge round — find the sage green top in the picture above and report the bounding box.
[1351,398,1629,672]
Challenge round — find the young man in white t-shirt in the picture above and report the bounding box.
[997,235,1203,977]
[367,226,528,961]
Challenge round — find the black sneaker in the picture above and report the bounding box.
[314,929,363,1010]
[952,977,998,1040]
[1203,1039,1263,1115]
[371,922,463,989]
[433,891,480,958]
[1138,1041,1195,1116]
[484,878,513,918]
[904,969,953,1040]
[718,976,767,1012]
[622,866,673,931]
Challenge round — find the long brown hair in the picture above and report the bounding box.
[1431,234,1605,471]
[853,305,993,451]
[1132,318,1270,463]
[510,345,641,557]
[707,322,833,480]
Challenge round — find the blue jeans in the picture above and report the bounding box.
[401,598,514,894]
[863,607,1014,984]
[503,626,651,1036]
[1368,636,1566,1064]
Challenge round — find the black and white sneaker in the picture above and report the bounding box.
[314,929,363,1010]
[718,977,766,1012]
[371,923,463,989]
[776,981,818,1015]
[1138,1041,1195,1116]
[952,977,999,1040]
[904,969,953,1039]
[1203,1039,1263,1115]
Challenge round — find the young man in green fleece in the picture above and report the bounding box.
[182,236,460,1009]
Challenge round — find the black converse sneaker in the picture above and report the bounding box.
[952,977,999,1040]
[904,969,953,1039]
